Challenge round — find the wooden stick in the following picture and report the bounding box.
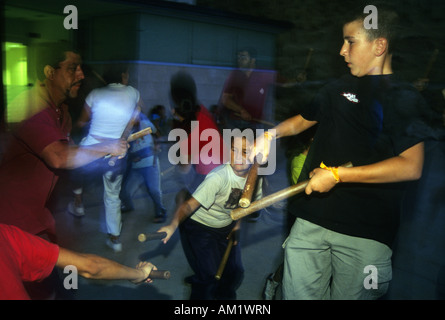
[215,237,234,280]
[127,127,152,142]
[160,166,175,177]
[233,113,276,127]
[138,232,167,242]
[238,160,260,208]
[108,107,140,166]
[149,270,171,280]
[231,162,353,220]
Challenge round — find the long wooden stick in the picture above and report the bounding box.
[127,127,152,142]
[108,107,140,166]
[160,166,175,177]
[238,160,260,208]
[138,232,167,242]
[233,113,276,127]
[215,237,234,280]
[231,162,353,220]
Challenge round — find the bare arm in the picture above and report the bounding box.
[221,93,252,121]
[251,114,317,162]
[158,197,201,243]
[305,142,424,194]
[40,139,128,169]
[56,247,156,283]
[273,114,318,139]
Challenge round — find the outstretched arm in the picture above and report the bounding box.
[305,142,424,194]
[56,248,156,284]
[157,197,201,244]
[41,139,128,169]
[221,93,252,121]
[251,114,317,163]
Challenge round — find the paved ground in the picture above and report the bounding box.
[47,137,445,300]
[49,139,290,300]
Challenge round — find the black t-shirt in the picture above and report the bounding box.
[289,74,430,247]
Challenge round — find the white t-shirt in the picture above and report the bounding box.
[81,83,140,146]
[191,163,262,228]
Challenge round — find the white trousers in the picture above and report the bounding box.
[73,171,123,237]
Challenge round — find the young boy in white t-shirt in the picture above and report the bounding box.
[158,133,262,299]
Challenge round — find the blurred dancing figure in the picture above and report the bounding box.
[68,64,142,252]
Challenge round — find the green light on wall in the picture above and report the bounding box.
[3,42,29,123]
[4,42,28,86]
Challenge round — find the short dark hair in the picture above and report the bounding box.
[102,64,129,84]
[343,4,400,54]
[238,46,257,60]
[170,71,199,118]
[34,42,78,81]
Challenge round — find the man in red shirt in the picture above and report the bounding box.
[0,45,128,242]
[0,224,157,300]
[219,47,276,130]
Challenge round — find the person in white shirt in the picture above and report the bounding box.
[68,64,143,252]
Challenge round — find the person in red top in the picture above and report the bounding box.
[219,47,276,130]
[0,44,128,242]
[169,71,226,196]
[0,224,157,300]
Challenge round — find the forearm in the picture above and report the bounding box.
[338,144,424,184]
[42,139,127,169]
[305,143,424,195]
[57,248,147,282]
[80,255,146,281]
[221,94,245,113]
[273,115,317,139]
[64,145,109,169]
[170,201,196,228]
[159,197,200,243]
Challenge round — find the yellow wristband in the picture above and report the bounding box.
[320,162,341,182]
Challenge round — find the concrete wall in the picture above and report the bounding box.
[89,60,277,123]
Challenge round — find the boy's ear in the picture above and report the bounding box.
[374,38,388,56]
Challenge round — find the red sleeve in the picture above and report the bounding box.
[15,107,70,156]
[0,224,59,282]
[187,107,227,175]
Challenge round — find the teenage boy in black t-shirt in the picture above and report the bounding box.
[253,7,429,299]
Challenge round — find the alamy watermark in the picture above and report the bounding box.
[167,123,276,175]
[63,265,78,290]
[363,5,378,30]
[363,265,378,289]
[63,5,78,30]
[62,4,379,31]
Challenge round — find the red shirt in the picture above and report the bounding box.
[0,224,59,300]
[0,84,71,237]
[222,69,276,120]
[186,106,226,175]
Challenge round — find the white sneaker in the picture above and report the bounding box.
[106,237,122,253]
[67,201,85,217]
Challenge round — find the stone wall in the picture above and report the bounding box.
[198,0,445,120]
